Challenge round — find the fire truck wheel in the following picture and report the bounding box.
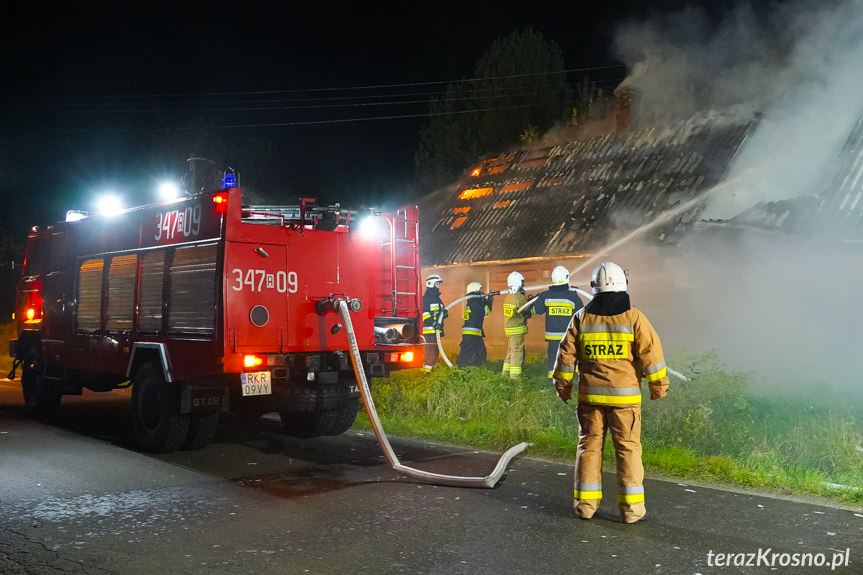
[130,363,190,453]
[182,412,220,451]
[21,351,61,416]
[281,384,352,412]
[324,398,360,436]
[279,397,360,437]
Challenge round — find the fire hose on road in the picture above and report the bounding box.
[335,298,528,488]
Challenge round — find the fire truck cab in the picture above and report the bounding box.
[10,187,422,452]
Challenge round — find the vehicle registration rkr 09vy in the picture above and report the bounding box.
[241,371,272,396]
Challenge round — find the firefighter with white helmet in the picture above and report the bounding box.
[531,265,584,384]
[501,271,533,378]
[552,261,669,524]
[455,281,493,367]
[421,273,447,373]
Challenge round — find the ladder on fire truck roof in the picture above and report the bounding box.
[384,205,420,318]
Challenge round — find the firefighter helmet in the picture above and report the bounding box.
[551,266,570,285]
[426,273,443,289]
[507,271,525,292]
[591,262,627,293]
[466,281,482,294]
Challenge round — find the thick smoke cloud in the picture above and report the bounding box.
[613,0,863,219]
[606,1,863,391]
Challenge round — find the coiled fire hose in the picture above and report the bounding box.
[336,298,528,488]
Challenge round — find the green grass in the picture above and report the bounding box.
[0,321,15,374]
[361,353,863,505]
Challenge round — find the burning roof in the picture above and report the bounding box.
[421,115,755,266]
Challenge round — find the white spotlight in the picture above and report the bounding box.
[359,216,388,239]
[97,195,124,217]
[158,181,181,201]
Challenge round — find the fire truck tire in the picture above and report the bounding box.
[182,412,220,450]
[324,398,360,436]
[279,396,360,437]
[21,351,61,416]
[130,363,190,453]
[281,384,352,412]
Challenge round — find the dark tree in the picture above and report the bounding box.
[415,28,571,190]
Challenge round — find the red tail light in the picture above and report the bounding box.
[25,305,42,322]
[213,192,229,213]
[23,287,43,323]
[399,351,414,362]
[244,355,264,368]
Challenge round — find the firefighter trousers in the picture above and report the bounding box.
[501,333,526,379]
[573,403,645,523]
[456,334,486,367]
[546,340,561,384]
[422,339,439,373]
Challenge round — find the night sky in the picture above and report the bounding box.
[1,0,765,241]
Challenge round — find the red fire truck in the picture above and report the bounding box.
[10,186,422,452]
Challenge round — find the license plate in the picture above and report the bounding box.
[241,371,272,396]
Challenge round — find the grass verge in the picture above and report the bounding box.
[0,321,15,375]
[359,353,863,505]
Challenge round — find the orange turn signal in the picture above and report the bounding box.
[400,351,414,362]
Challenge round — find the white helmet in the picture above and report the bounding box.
[591,262,627,294]
[466,281,482,294]
[507,271,525,292]
[551,265,570,285]
[426,273,443,289]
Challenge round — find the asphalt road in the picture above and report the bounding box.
[1,377,862,575]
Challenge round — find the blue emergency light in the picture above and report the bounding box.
[221,172,237,189]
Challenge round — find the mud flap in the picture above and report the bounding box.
[180,382,229,414]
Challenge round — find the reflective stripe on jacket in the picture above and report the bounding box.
[503,291,531,336]
[461,293,492,337]
[532,284,584,341]
[422,288,445,335]
[553,307,669,406]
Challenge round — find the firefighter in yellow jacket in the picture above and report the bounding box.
[552,262,669,524]
[502,271,533,378]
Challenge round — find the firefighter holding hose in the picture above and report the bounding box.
[552,262,669,524]
[456,282,493,367]
[422,273,447,373]
[532,265,584,385]
[501,271,533,379]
